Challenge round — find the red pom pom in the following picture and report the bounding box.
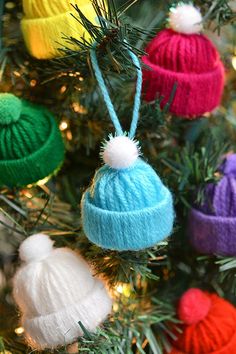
[178,288,211,325]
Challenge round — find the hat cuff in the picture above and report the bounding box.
[81,187,174,251]
[21,5,95,59]
[0,112,64,188]
[22,280,112,350]
[169,325,236,354]
[188,208,236,256]
[142,56,225,118]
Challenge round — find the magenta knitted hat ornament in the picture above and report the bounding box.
[189,154,236,256]
[142,3,225,119]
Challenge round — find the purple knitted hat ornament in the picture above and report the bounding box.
[189,154,236,256]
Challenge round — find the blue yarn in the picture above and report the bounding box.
[82,42,174,251]
[90,42,142,138]
[82,159,174,250]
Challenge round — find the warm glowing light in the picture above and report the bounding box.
[13,71,21,77]
[113,303,119,312]
[72,102,87,114]
[66,131,73,141]
[114,283,131,297]
[116,284,124,294]
[36,175,51,186]
[60,85,67,94]
[59,121,68,131]
[232,56,236,71]
[15,327,24,335]
[23,190,33,198]
[30,79,37,87]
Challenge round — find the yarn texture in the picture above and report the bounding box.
[0,93,64,187]
[189,154,236,256]
[13,234,112,350]
[81,45,174,251]
[82,158,174,250]
[21,0,97,59]
[142,4,225,118]
[168,288,236,354]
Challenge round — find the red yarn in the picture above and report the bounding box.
[167,289,236,354]
[142,29,225,119]
[178,288,211,325]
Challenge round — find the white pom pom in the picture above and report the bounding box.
[102,136,139,169]
[19,234,54,263]
[169,4,203,34]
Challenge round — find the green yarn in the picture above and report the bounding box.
[0,101,51,159]
[0,93,22,125]
[0,93,65,187]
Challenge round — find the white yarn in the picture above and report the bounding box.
[19,233,54,262]
[102,136,139,169]
[13,234,112,350]
[169,4,203,34]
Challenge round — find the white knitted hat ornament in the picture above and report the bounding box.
[13,234,112,350]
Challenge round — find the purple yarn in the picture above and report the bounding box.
[189,154,236,255]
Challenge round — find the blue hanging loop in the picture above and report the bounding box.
[90,42,142,138]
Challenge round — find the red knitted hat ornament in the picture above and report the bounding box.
[142,3,225,119]
[167,288,236,354]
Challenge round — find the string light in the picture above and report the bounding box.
[60,85,67,94]
[13,71,21,77]
[72,102,87,114]
[59,121,68,131]
[15,327,24,335]
[30,79,37,87]
[114,283,131,297]
[66,131,73,141]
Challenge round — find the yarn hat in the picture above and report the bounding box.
[21,0,97,59]
[167,288,236,354]
[81,44,174,251]
[142,4,225,118]
[13,234,112,350]
[189,154,236,256]
[0,93,64,188]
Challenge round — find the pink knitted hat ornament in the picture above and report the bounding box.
[142,3,225,119]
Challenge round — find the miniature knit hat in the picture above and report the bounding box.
[81,44,174,251]
[142,4,225,118]
[13,234,112,350]
[82,146,174,250]
[167,288,236,354]
[0,93,64,188]
[189,154,236,256]
[21,0,97,59]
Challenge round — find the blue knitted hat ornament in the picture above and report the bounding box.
[81,43,174,251]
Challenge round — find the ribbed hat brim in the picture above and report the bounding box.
[0,112,65,188]
[142,56,225,118]
[21,5,95,59]
[169,325,236,354]
[22,280,112,350]
[81,186,174,251]
[189,208,236,256]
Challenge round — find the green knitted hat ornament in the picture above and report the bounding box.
[0,93,65,187]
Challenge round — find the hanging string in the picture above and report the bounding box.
[90,42,142,139]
